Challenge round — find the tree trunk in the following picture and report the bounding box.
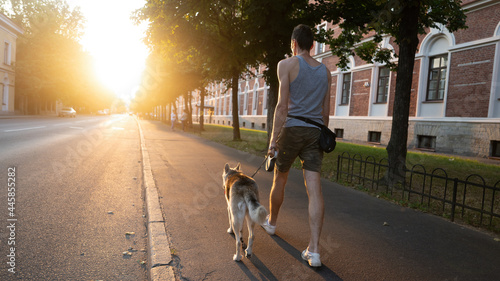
[188,91,193,126]
[199,87,206,131]
[265,58,280,146]
[386,1,421,186]
[231,71,241,141]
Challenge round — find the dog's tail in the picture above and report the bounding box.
[245,193,268,225]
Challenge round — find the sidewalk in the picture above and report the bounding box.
[140,119,500,281]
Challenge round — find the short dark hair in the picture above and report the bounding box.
[291,24,314,50]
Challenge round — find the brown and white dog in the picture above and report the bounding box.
[222,163,267,261]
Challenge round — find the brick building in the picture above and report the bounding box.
[182,0,500,159]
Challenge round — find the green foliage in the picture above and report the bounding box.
[133,0,320,139]
[312,0,467,69]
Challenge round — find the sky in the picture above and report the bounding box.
[66,0,149,104]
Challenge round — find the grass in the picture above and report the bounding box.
[191,124,499,182]
[187,123,500,233]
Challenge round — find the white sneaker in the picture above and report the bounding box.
[260,215,276,235]
[301,248,321,267]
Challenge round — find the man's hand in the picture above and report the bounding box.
[268,146,278,158]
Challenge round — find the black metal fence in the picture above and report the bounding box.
[336,152,500,232]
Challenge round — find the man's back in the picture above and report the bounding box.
[285,55,329,127]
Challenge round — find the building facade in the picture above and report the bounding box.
[0,13,22,114]
[183,0,500,159]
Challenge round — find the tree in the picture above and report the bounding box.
[244,0,318,145]
[314,0,467,184]
[0,0,114,113]
[135,0,262,140]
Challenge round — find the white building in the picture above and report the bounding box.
[0,13,23,114]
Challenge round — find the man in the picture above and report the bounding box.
[181,110,188,131]
[261,24,331,268]
[171,111,176,131]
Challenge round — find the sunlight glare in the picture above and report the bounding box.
[66,0,149,104]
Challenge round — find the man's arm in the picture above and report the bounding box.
[269,59,292,156]
[322,68,332,127]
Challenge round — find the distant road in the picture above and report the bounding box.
[0,115,147,280]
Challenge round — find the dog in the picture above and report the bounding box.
[222,163,268,261]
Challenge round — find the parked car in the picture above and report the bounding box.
[97,109,110,115]
[59,107,76,118]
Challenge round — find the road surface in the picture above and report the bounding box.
[0,115,147,280]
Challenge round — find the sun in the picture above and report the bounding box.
[90,37,148,103]
[67,0,150,104]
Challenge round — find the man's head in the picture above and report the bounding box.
[291,24,314,52]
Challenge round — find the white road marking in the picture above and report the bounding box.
[4,126,46,132]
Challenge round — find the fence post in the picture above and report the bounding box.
[451,178,458,222]
[337,155,341,181]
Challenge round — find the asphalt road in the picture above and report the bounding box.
[141,119,500,281]
[0,115,147,280]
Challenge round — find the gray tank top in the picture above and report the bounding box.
[285,55,329,128]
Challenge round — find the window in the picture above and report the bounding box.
[376,67,390,103]
[426,56,447,101]
[418,135,436,150]
[2,86,6,105]
[341,73,351,105]
[368,131,381,143]
[315,23,327,55]
[253,91,257,110]
[261,123,266,130]
[334,129,344,139]
[491,141,500,158]
[4,42,11,65]
[253,84,259,110]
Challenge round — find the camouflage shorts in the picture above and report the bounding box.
[276,126,323,173]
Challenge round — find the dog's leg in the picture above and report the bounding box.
[245,214,255,258]
[227,205,233,234]
[232,214,243,261]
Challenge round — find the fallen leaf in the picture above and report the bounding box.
[125,232,135,236]
[123,251,132,256]
[383,222,390,226]
[107,211,114,215]
[494,238,500,242]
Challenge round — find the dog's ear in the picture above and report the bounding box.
[224,163,230,173]
[236,162,241,171]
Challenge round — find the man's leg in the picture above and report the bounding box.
[303,169,324,254]
[268,168,289,226]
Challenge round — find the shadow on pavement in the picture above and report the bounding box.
[271,235,343,281]
[237,255,279,281]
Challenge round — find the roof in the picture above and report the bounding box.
[0,13,24,36]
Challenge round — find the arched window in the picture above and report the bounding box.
[417,26,454,117]
[335,56,354,117]
[253,82,259,112]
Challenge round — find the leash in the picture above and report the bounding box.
[251,155,269,178]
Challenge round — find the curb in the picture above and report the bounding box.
[136,117,176,281]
